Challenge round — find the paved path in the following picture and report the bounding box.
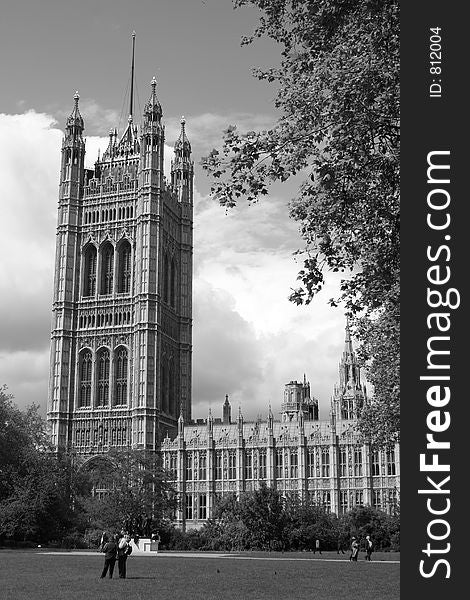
[39,550,399,564]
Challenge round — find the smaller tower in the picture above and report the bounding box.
[223,394,231,424]
[171,116,194,203]
[281,377,319,422]
[331,318,366,420]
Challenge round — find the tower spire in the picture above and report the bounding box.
[344,315,353,355]
[129,31,136,120]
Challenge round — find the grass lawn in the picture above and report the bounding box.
[0,550,399,600]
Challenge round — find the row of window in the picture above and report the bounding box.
[339,488,399,512]
[74,424,129,447]
[166,447,397,481]
[183,489,400,520]
[83,240,132,297]
[83,204,134,225]
[79,347,128,407]
[79,310,132,329]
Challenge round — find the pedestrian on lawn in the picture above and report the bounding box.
[100,533,118,579]
[349,537,359,562]
[118,534,133,578]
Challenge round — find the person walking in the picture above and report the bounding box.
[100,533,118,579]
[313,539,321,554]
[337,536,345,554]
[349,537,359,562]
[118,534,133,578]
[365,535,373,561]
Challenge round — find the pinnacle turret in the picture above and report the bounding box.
[143,76,163,122]
[174,116,191,157]
[65,91,84,139]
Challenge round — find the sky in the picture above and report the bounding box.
[0,0,350,422]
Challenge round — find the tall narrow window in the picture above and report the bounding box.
[118,241,132,293]
[79,350,92,407]
[354,447,363,476]
[186,452,194,480]
[198,494,207,520]
[83,246,97,297]
[245,452,253,480]
[372,450,381,476]
[160,362,167,413]
[373,489,382,509]
[96,349,110,406]
[290,451,298,478]
[339,447,347,477]
[168,362,174,416]
[275,449,284,479]
[170,258,176,307]
[101,243,114,295]
[114,346,128,405]
[185,495,193,520]
[215,451,222,480]
[259,451,267,479]
[161,360,170,414]
[198,453,207,481]
[386,448,396,475]
[228,451,237,480]
[163,253,169,303]
[321,447,330,477]
[307,448,316,478]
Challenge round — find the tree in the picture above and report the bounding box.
[201,0,400,444]
[77,449,177,534]
[0,388,79,543]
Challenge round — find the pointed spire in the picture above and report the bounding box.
[129,31,136,120]
[174,115,191,155]
[143,76,162,122]
[223,394,231,425]
[65,90,84,136]
[344,315,354,356]
[268,403,274,429]
[178,401,184,435]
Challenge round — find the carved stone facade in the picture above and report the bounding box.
[47,80,193,453]
[161,324,400,529]
[46,77,399,530]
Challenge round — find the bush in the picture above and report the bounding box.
[61,531,88,549]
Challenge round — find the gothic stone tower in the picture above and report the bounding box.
[47,77,193,454]
[330,319,367,420]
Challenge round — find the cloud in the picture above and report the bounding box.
[0,108,350,421]
[56,98,120,137]
[165,112,274,151]
[192,186,348,420]
[0,111,61,409]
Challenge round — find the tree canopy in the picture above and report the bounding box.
[0,388,176,546]
[201,0,400,445]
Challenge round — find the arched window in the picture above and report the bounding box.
[169,361,176,416]
[79,350,92,407]
[160,358,170,414]
[100,243,114,295]
[83,246,97,297]
[96,348,110,406]
[163,253,169,303]
[117,241,132,293]
[114,347,128,405]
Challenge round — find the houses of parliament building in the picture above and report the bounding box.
[46,59,400,529]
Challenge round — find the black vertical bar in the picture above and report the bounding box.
[401,2,466,597]
[130,31,136,119]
